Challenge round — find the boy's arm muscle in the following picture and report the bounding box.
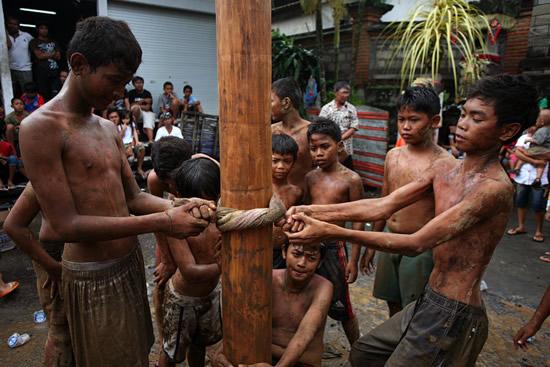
[19,117,206,242]
[3,185,61,277]
[167,236,220,281]
[276,281,333,367]
[332,181,512,256]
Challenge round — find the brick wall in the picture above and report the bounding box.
[354,9,386,86]
[502,9,533,74]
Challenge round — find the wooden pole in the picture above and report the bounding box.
[215,1,272,364]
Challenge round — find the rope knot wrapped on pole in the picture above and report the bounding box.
[174,196,287,232]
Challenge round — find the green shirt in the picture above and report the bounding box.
[5,111,29,141]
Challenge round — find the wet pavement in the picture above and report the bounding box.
[0,212,549,367]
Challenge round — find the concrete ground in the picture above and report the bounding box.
[0,212,549,367]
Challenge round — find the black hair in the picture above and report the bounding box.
[307,117,342,142]
[106,106,119,117]
[6,15,18,23]
[272,77,302,110]
[272,133,298,161]
[334,81,351,92]
[467,74,539,143]
[67,17,141,74]
[23,82,38,93]
[151,137,192,181]
[183,85,193,93]
[11,97,22,104]
[282,241,327,261]
[36,21,49,29]
[132,76,144,84]
[172,158,220,200]
[396,86,441,118]
[163,81,173,89]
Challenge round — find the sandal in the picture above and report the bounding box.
[539,255,550,263]
[507,228,527,236]
[0,281,19,298]
[532,234,545,243]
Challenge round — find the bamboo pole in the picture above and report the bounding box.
[215,1,272,364]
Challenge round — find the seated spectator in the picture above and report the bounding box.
[0,134,26,189]
[155,112,183,141]
[109,108,146,177]
[5,97,29,154]
[181,84,203,113]
[20,82,45,113]
[128,75,153,123]
[141,99,156,143]
[214,242,332,367]
[51,69,68,98]
[29,22,61,101]
[158,81,179,117]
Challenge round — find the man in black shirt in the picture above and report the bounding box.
[29,23,61,101]
[128,75,153,123]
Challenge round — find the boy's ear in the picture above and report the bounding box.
[431,114,441,129]
[499,122,521,143]
[281,248,287,260]
[337,140,345,152]
[282,97,292,111]
[69,52,89,76]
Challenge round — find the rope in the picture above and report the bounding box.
[174,196,286,232]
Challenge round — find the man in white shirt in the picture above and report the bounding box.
[6,16,34,97]
[155,112,183,141]
[507,128,549,242]
[319,81,359,170]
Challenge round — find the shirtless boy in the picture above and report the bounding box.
[4,184,73,366]
[304,118,364,346]
[214,242,333,367]
[271,78,312,189]
[285,74,539,366]
[160,157,223,367]
[370,86,454,316]
[272,133,303,268]
[19,17,214,366]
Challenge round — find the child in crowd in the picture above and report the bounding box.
[4,183,73,366]
[0,132,26,189]
[140,98,157,143]
[21,82,45,113]
[369,86,454,317]
[271,133,303,268]
[271,77,312,190]
[158,81,179,117]
[304,118,364,346]
[512,109,550,187]
[156,111,183,141]
[117,109,146,177]
[5,97,29,154]
[51,70,68,98]
[181,85,203,113]
[160,157,222,367]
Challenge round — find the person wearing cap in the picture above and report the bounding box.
[155,111,183,141]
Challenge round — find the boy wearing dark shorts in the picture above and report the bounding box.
[19,17,215,367]
[285,75,539,366]
[272,133,303,269]
[304,118,364,346]
[371,86,454,316]
[160,158,223,367]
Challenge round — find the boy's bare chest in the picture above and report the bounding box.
[309,175,349,204]
[62,129,121,175]
[272,289,312,329]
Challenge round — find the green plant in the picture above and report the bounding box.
[272,30,320,89]
[383,0,490,99]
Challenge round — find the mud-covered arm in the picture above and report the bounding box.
[275,281,333,367]
[3,184,61,277]
[167,235,220,282]
[288,181,511,256]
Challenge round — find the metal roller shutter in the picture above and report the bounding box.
[107,1,218,114]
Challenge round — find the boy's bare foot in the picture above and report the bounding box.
[539,255,550,263]
[507,227,527,236]
[0,274,19,298]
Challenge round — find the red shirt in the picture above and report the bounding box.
[0,141,16,157]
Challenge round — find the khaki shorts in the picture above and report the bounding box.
[350,285,488,367]
[162,279,222,363]
[62,245,154,367]
[373,249,434,308]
